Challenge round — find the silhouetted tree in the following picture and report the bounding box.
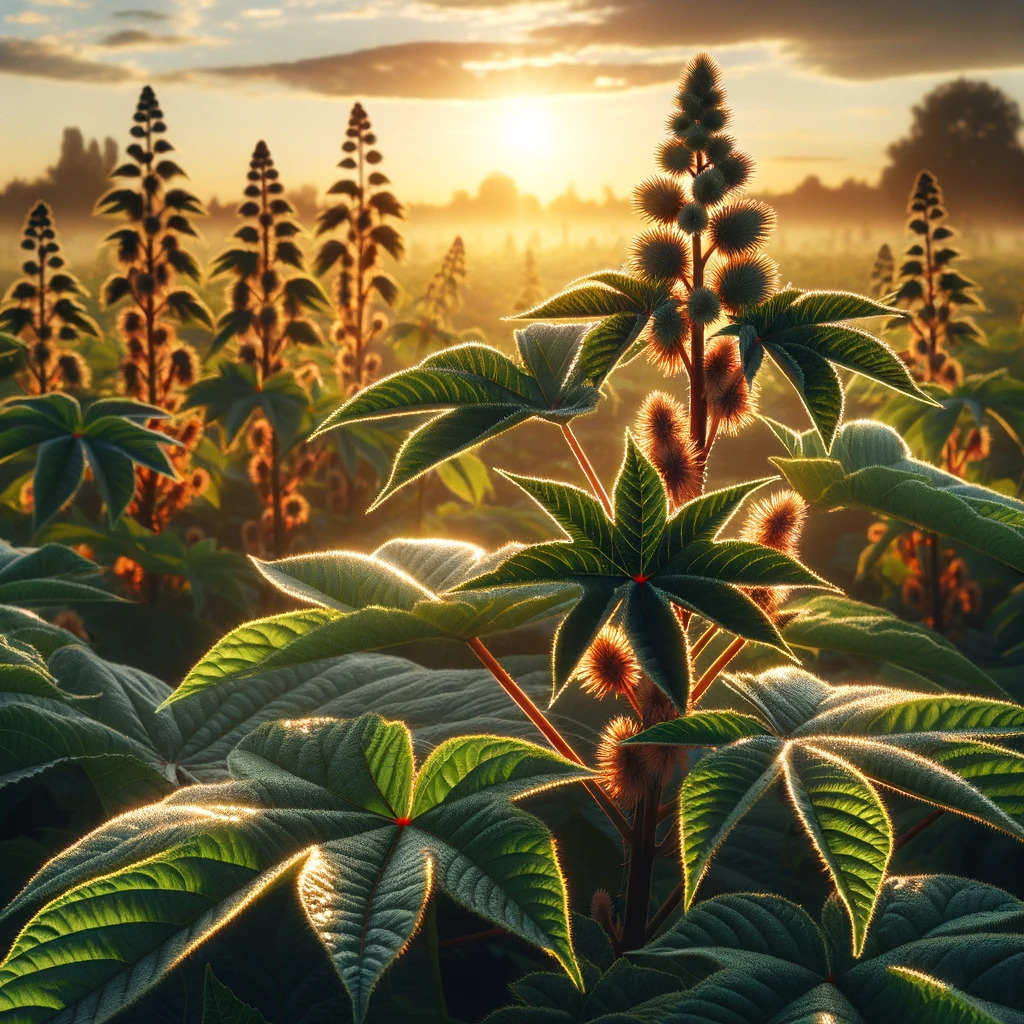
[881,80,1024,219]
[0,129,117,224]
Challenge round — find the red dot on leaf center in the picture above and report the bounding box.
[72,432,83,439]
[394,816,412,827]
[633,574,650,584]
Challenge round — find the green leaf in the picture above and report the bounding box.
[0,393,178,529]
[202,967,270,1024]
[782,595,1006,697]
[885,967,1002,1023]
[0,540,119,608]
[718,289,931,446]
[636,876,1024,1023]
[312,338,601,506]
[781,744,891,955]
[459,439,821,708]
[0,714,587,1024]
[774,421,1024,571]
[634,665,1024,938]
[165,539,576,705]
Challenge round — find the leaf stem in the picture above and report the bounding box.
[466,636,631,841]
[561,422,613,518]
[425,900,449,1021]
[895,808,944,851]
[691,636,745,705]
[689,623,718,660]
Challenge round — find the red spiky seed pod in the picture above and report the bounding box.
[635,391,686,462]
[707,368,755,435]
[577,626,640,700]
[597,716,648,806]
[646,300,690,375]
[741,490,807,555]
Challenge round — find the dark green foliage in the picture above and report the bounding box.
[0,393,178,529]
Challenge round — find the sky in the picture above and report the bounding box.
[2,0,1024,205]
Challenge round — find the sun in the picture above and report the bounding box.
[494,100,555,159]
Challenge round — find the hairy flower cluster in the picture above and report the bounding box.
[891,171,982,387]
[0,201,96,394]
[316,102,404,396]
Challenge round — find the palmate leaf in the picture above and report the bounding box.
[771,419,1024,572]
[165,538,577,706]
[0,714,588,1024]
[782,594,1005,697]
[876,370,1024,463]
[0,539,121,608]
[185,363,311,451]
[312,325,604,508]
[630,665,1024,952]
[2,622,597,806]
[716,289,933,447]
[509,270,672,385]
[632,875,1024,1023]
[0,393,179,529]
[457,436,828,709]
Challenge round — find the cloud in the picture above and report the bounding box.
[525,0,1024,80]
[6,12,51,23]
[199,39,679,99]
[0,36,134,82]
[112,8,175,20]
[99,28,195,47]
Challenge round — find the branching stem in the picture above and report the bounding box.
[691,636,745,705]
[561,422,613,518]
[467,636,631,841]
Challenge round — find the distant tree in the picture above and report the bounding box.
[512,248,543,312]
[881,79,1024,218]
[869,243,895,300]
[0,129,117,223]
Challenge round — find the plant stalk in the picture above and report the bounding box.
[619,781,659,952]
[561,423,613,517]
[691,636,745,705]
[466,636,631,841]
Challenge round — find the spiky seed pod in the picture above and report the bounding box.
[677,201,709,235]
[902,576,925,612]
[590,889,619,940]
[687,286,722,325]
[681,52,721,97]
[635,676,676,726]
[56,352,90,389]
[691,167,727,206]
[657,138,693,176]
[704,337,741,390]
[577,626,641,700]
[633,176,685,224]
[710,200,776,255]
[169,345,198,385]
[283,493,310,526]
[717,152,753,191]
[699,106,728,132]
[189,468,210,496]
[597,717,648,806]
[635,391,687,462]
[629,228,690,283]
[646,300,690,375]
[682,123,711,152]
[742,490,807,556]
[704,134,734,164]
[713,254,777,313]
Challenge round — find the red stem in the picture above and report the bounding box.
[561,422,613,517]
